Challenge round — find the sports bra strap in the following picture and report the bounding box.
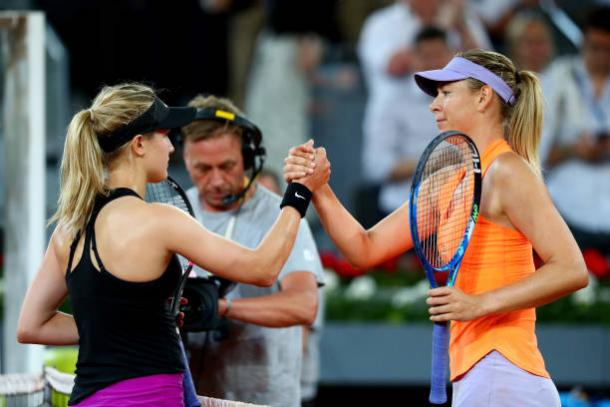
[66,230,82,275]
[82,188,143,273]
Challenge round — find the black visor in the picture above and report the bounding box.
[98,97,196,153]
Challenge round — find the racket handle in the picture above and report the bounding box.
[179,337,200,407]
[429,322,449,404]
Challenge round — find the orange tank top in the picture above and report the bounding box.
[449,139,549,381]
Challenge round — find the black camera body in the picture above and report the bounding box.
[596,132,610,142]
[180,276,236,332]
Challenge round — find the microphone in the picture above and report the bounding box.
[221,157,264,206]
[222,188,248,206]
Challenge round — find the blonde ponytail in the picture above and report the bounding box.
[508,70,543,175]
[50,83,156,237]
[49,110,107,236]
[458,49,544,176]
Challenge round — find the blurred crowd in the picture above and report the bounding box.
[356,0,610,277]
[16,0,609,264]
[156,0,610,263]
[193,0,610,271]
[1,1,610,405]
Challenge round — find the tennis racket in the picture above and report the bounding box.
[145,176,197,317]
[408,130,481,404]
[144,175,203,407]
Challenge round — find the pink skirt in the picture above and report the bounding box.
[70,373,184,407]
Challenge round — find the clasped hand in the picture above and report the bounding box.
[284,139,331,191]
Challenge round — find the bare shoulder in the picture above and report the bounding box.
[49,223,75,268]
[485,151,554,227]
[109,197,186,221]
[51,223,72,248]
[487,151,543,191]
[145,201,190,221]
[98,198,199,243]
[134,200,198,233]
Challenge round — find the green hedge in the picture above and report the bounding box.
[325,267,610,325]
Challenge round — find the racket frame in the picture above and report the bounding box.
[159,177,197,317]
[409,130,481,288]
[408,130,482,404]
[145,175,205,406]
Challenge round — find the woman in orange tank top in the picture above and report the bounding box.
[284,49,588,406]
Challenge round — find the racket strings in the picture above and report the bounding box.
[416,137,475,269]
[146,181,192,215]
[145,180,193,271]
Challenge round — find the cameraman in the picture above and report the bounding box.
[180,95,324,407]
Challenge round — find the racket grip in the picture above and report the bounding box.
[179,338,200,407]
[429,322,449,404]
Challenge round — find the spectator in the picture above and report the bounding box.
[358,0,491,202]
[299,293,325,407]
[473,0,538,48]
[244,1,339,180]
[540,5,610,254]
[505,12,555,73]
[362,26,454,214]
[255,168,326,407]
[257,168,283,195]
[181,95,325,407]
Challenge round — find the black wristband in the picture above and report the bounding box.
[280,182,312,218]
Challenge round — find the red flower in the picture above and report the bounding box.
[319,250,367,277]
[320,251,338,270]
[334,257,367,277]
[379,256,399,272]
[582,249,610,279]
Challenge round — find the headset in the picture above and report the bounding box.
[193,107,266,206]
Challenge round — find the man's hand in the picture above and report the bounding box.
[574,133,610,162]
[387,48,414,77]
[168,296,188,328]
[177,297,188,328]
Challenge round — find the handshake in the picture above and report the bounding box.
[179,276,236,332]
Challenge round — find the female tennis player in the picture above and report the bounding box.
[16,83,328,406]
[285,49,588,406]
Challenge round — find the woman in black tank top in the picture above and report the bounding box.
[16,83,328,406]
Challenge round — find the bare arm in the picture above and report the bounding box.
[158,148,329,287]
[285,142,413,269]
[479,155,588,312]
[428,154,588,321]
[17,227,79,345]
[218,272,319,327]
[313,184,413,269]
[443,0,490,50]
[158,203,302,287]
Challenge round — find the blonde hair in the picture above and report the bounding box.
[181,95,245,143]
[457,49,544,176]
[50,83,156,238]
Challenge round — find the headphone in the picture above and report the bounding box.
[193,107,266,206]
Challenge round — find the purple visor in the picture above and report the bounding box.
[414,57,516,105]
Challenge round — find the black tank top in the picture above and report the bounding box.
[66,188,183,405]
